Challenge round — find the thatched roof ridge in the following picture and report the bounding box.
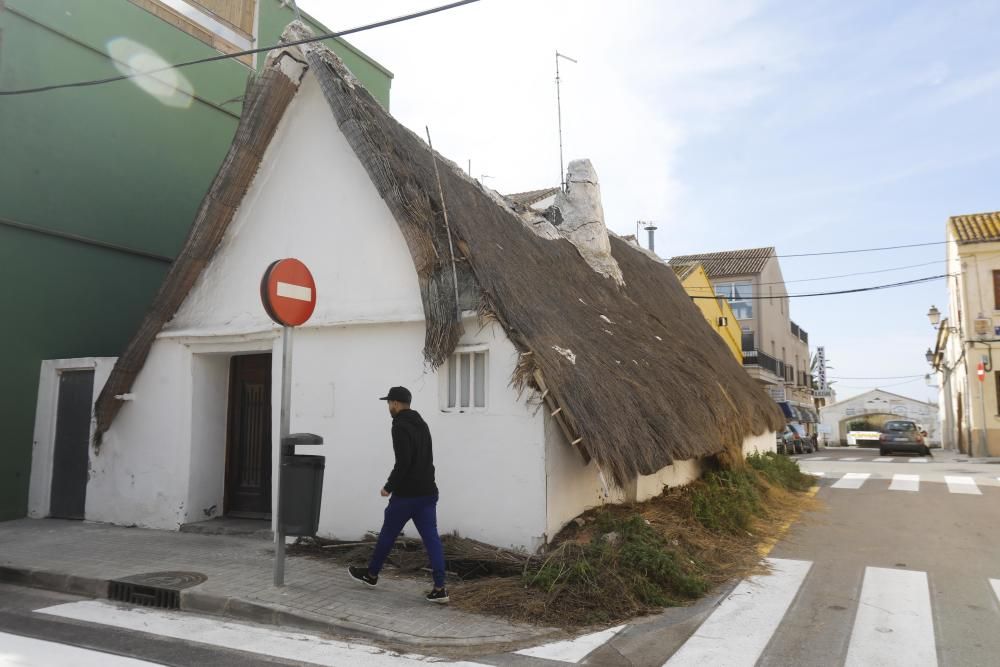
[300,31,783,482]
[94,24,784,483]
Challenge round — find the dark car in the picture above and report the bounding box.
[879,420,931,456]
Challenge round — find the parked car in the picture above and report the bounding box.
[879,420,931,456]
[789,422,815,454]
[777,424,808,455]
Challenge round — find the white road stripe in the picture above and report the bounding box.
[276,281,312,302]
[889,474,920,492]
[663,558,812,667]
[808,471,825,477]
[807,457,829,461]
[991,579,1000,605]
[844,567,936,667]
[832,473,870,489]
[0,631,158,666]
[37,601,485,666]
[909,458,928,463]
[516,625,625,662]
[841,457,862,461]
[873,457,893,462]
[945,476,981,495]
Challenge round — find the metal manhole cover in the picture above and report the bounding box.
[113,571,207,590]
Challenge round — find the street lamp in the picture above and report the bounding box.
[927,305,941,327]
[925,348,935,365]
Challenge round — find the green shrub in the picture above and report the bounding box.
[747,452,814,492]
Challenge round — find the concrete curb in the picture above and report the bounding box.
[0,564,554,650]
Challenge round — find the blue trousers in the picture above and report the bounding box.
[368,494,446,589]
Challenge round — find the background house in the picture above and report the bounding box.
[29,30,782,550]
[0,0,391,520]
[930,211,1000,455]
[668,247,817,426]
[819,389,939,447]
[670,262,742,361]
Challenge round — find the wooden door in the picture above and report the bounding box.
[225,354,272,517]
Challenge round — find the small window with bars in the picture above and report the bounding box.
[445,348,487,411]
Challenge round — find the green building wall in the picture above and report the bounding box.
[0,0,392,520]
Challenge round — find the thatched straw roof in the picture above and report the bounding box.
[95,24,784,483]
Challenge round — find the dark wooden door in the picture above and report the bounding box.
[225,354,272,517]
[50,370,95,519]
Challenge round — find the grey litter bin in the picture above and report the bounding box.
[280,433,325,537]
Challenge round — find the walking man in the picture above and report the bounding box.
[348,386,449,603]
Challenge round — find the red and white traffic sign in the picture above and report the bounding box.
[977,362,986,382]
[260,258,316,327]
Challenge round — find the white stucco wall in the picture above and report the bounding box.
[166,74,425,336]
[742,430,778,455]
[633,459,702,501]
[28,357,116,518]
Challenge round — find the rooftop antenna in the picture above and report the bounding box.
[555,50,577,192]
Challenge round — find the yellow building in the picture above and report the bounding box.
[671,262,742,361]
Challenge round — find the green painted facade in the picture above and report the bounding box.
[0,0,392,520]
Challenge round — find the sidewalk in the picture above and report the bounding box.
[0,519,556,654]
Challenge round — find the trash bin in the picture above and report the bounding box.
[280,454,325,536]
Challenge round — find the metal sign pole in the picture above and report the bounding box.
[274,325,293,586]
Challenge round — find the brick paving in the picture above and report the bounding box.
[0,519,553,649]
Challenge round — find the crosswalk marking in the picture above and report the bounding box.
[844,567,936,667]
[991,579,1000,605]
[808,456,829,461]
[945,476,981,495]
[841,457,862,461]
[516,625,625,662]
[37,601,487,666]
[889,474,920,492]
[664,558,812,666]
[832,473,870,489]
[873,457,893,462]
[909,458,928,463]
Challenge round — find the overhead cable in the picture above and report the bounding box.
[680,259,947,291]
[672,239,953,264]
[0,0,482,96]
[689,274,948,300]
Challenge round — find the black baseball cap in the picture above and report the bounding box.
[379,386,412,403]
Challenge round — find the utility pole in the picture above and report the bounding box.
[555,50,577,191]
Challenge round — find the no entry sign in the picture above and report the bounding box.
[260,258,316,327]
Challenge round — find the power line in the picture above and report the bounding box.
[829,374,926,380]
[681,259,947,291]
[689,274,948,300]
[0,0,482,96]
[672,239,953,265]
[836,378,925,389]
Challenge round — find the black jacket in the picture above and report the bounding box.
[384,409,438,497]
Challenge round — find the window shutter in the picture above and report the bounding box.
[993,270,1000,310]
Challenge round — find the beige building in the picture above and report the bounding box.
[930,211,1000,455]
[669,247,817,424]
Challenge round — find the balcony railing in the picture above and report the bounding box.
[791,320,809,345]
[743,349,780,376]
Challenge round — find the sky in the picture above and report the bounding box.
[300,0,1000,402]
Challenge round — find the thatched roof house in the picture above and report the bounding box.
[95,22,781,484]
[54,23,784,547]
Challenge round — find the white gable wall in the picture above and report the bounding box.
[167,74,425,336]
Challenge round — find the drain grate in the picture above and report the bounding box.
[108,571,207,610]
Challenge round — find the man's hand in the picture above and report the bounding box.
[380,488,390,497]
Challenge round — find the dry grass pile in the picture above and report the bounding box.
[453,452,817,627]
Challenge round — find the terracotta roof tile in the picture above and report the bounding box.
[670,262,698,281]
[506,187,560,207]
[950,211,1000,244]
[668,247,774,278]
